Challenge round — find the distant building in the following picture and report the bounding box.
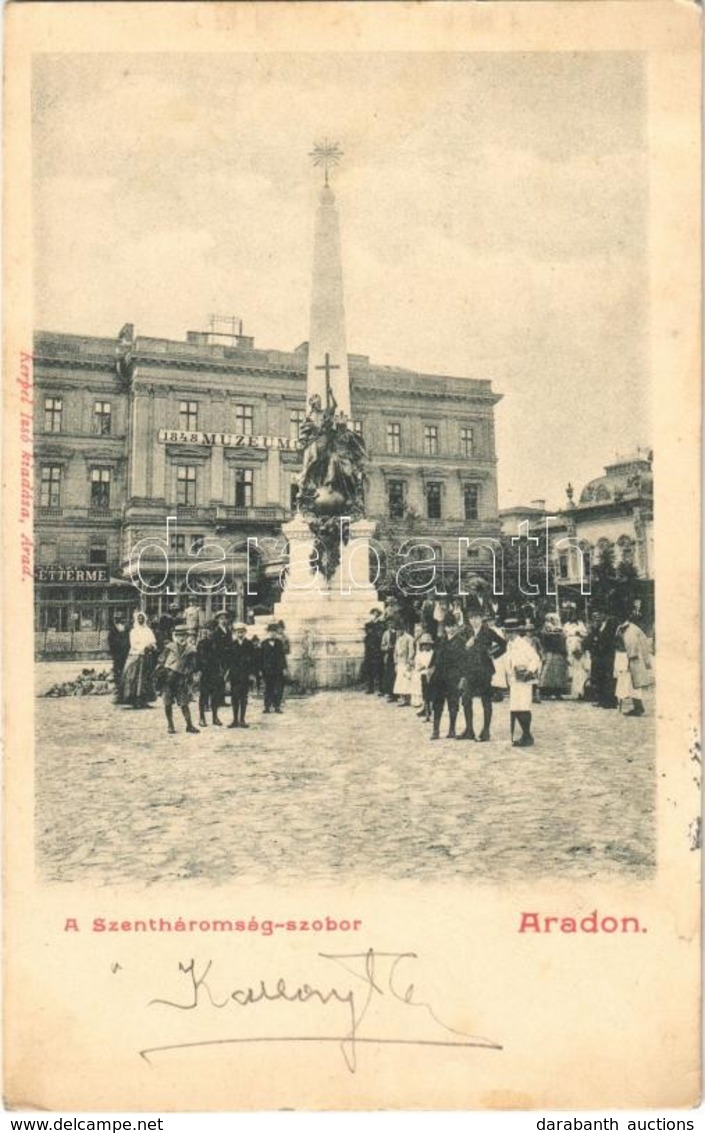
[499,450,654,617]
[33,323,502,655]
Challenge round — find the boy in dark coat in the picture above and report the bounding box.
[227,622,255,728]
[363,607,385,693]
[196,623,223,727]
[159,623,200,735]
[458,611,507,741]
[428,615,467,740]
[260,623,286,713]
[210,611,231,716]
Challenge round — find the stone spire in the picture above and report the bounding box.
[307,143,351,417]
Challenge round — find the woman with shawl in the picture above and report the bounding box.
[393,621,415,706]
[538,612,570,699]
[121,611,157,708]
[563,606,589,700]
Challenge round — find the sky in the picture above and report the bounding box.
[33,51,651,509]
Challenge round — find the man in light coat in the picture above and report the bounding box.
[617,615,653,717]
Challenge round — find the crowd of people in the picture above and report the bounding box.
[107,604,290,735]
[105,596,654,744]
[363,598,654,746]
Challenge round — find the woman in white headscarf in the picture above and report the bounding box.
[562,605,589,700]
[121,611,158,708]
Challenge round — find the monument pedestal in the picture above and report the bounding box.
[262,515,380,688]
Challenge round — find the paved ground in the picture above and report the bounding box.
[35,688,655,886]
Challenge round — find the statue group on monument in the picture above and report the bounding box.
[294,380,367,579]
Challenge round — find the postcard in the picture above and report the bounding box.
[3,0,701,1112]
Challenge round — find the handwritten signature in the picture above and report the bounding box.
[140,947,502,1072]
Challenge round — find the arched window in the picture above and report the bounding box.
[616,534,635,563]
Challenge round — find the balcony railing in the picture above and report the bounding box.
[174,505,217,521]
[36,505,121,521]
[215,505,287,523]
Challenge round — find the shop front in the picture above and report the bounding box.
[34,565,139,658]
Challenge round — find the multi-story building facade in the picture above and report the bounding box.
[34,323,502,655]
[499,450,654,620]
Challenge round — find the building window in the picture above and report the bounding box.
[388,479,405,520]
[461,427,474,457]
[352,420,363,437]
[235,404,254,434]
[290,409,305,440]
[94,401,112,435]
[38,541,57,566]
[177,465,197,505]
[386,422,401,455]
[617,534,635,564]
[426,482,443,520]
[40,466,62,508]
[235,468,254,507]
[90,467,112,509]
[89,541,108,565]
[463,484,479,521]
[170,534,205,555]
[424,425,439,456]
[44,396,63,433]
[179,401,198,432]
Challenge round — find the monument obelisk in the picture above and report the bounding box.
[271,141,379,688]
[306,143,351,417]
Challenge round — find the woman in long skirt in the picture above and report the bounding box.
[563,608,589,700]
[121,611,158,708]
[411,633,434,719]
[393,625,415,706]
[538,613,570,699]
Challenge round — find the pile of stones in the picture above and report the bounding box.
[42,668,114,698]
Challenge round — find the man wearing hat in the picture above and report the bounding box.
[458,607,507,741]
[381,616,398,701]
[210,610,231,718]
[427,614,466,740]
[363,607,385,694]
[155,602,181,651]
[108,611,130,702]
[196,621,223,727]
[585,609,618,709]
[159,623,200,735]
[227,622,255,728]
[260,623,287,713]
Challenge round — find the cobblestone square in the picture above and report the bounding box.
[35,685,655,886]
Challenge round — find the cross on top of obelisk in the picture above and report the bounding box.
[315,351,340,412]
[309,139,343,187]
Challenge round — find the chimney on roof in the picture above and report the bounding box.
[530,498,546,511]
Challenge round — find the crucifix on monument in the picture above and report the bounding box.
[315,352,340,414]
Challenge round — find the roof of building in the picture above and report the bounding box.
[34,328,502,404]
[577,452,653,507]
